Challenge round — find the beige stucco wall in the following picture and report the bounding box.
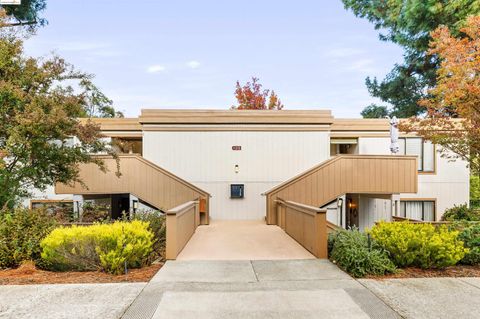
[358,137,470,219]
[143,131,330,220]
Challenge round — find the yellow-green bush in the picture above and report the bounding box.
[40,221,153,274]
[369,222,467,269]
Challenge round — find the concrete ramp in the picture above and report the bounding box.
[176,220,315,260]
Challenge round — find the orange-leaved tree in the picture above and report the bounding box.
[400,16,480,173]
[232,77,283,110]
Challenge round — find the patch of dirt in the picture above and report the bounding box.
[0,261,163,285]
[367,265,480,279]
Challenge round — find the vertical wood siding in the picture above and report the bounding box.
[265,155,418,225]
[277,199,328,258]
[166,201,199,259]
[55,155,210,222]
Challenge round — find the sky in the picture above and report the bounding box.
[22,0,404,118]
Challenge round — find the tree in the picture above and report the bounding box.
[78,79,124,118]
[342,0,480,118]
[360,104,388,119]
[470,175,480,207]
[400,16,480,174]
[232,77,283,110]
[0,28,118,209]
[0,0,47,30]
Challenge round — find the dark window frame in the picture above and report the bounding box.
[399,200,436,221]
[399,137,435,173]
[230,184,244,199]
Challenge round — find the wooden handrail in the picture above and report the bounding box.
[326,221,342,233]
[166,200,199,217]
[391,216,480,226]
[277,198,327,216]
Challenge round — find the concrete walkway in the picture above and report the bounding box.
[122,260,400,319]
[0,283,145,319]
[177,220,315,260]
[360,277,480,319]
[3,262,479,318]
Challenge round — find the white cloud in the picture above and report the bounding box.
[186,60,201,69]
[323,47,365,58]
[147,64,166,73]
[345,58,376,73]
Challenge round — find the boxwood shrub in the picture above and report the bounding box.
[370,222,467,269]
[41,221,153,274]
[329,228,396,278]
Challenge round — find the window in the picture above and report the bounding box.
[230,184,244,198]
[399,200,435,221]
[398,138,435,172]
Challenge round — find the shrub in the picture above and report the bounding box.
[80,202,111,223]
[458,224,480,265]
[442,204,480,221]
[0,209,56,269]
[41,221,153,274]
[131,211,166,262]
[370,222,467,269]
[329,228,396,278]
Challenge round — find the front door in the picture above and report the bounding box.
[346,196,359,229]
[111,194,130,219]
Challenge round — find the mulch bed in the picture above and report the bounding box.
[367,264,480,279]
[0,261,163,285]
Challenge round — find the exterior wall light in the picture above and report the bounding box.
[234,164,239,174]
[337,198,343,208]
[132,200,139,216]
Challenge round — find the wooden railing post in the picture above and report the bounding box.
[165,212,178,260]
[314,210,328,258]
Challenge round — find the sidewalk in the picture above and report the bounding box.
[122,259,400,319]
[2,262,479,318]
[360,277,480,319]
[0,283,145,319]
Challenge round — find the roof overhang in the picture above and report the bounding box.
[78,118,142,137]
[139,109,334,125]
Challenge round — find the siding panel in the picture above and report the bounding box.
[265,155,417,224]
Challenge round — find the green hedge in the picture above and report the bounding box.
[0,209,56,269]
[442,204,480,221]
[329,228,396,278]
[458,224,480,265]
[370,222,467,269]
[41,221,153,274]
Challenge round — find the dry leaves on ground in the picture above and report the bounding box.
[0,261,163,285]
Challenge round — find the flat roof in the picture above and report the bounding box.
[139,109,334,125]
[78,118,142,131]
[331,119,390,132]
[79,111,412,135]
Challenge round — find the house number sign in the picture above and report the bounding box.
[232,146,242,151]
